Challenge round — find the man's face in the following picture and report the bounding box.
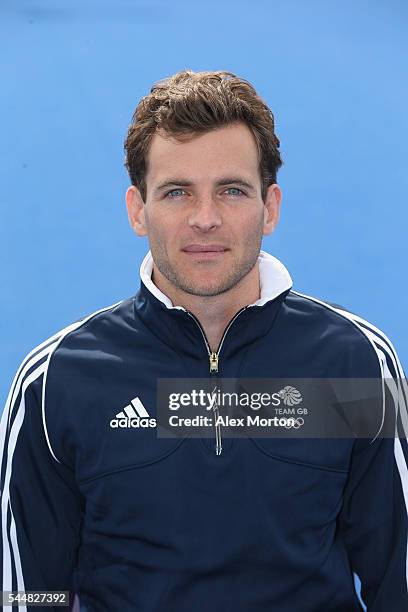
[126,122,280,297]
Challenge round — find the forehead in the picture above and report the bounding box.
[145,122,260,184]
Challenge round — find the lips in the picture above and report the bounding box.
[182,245,228,253]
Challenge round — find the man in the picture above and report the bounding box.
[1,69,407,611]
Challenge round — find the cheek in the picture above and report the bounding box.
[236,208,265,235]
[145,209,181,246]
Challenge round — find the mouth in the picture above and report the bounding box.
[181,245,229,259]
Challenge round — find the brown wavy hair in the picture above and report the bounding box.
[124,69,283,202]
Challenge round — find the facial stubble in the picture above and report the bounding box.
[147,215,265,298]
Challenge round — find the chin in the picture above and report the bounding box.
[181,280,231,298]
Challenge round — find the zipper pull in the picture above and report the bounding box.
[209,352,219,373]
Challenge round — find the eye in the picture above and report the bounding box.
[165,188,186,199]
[225,187,245,197]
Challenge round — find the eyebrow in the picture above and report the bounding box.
[154,177,257,195]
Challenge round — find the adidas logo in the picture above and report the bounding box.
[110,397,157,429]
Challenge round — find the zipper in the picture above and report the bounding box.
[184,306,249,456]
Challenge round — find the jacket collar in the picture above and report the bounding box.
[139,249,292,309]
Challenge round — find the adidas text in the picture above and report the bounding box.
[110,417,157,428]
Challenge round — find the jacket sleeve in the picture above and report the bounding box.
[0,348,83,611]
[338,338,408,610]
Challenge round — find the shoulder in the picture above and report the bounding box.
[1,297,134,463]
[22,297,132,370]
[44,297,138,376]
[7,296,133,408]
[285,289,405,378]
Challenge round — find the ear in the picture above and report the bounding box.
[262,183,282,236]
[125,185,147,237]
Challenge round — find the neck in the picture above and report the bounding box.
[152,264,261,352]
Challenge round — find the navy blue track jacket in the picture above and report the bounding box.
[1,250,408,611]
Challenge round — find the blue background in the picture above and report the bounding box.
[1,2,407,606]
[1,0,407,405]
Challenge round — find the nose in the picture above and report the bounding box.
[187,197,222,232]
